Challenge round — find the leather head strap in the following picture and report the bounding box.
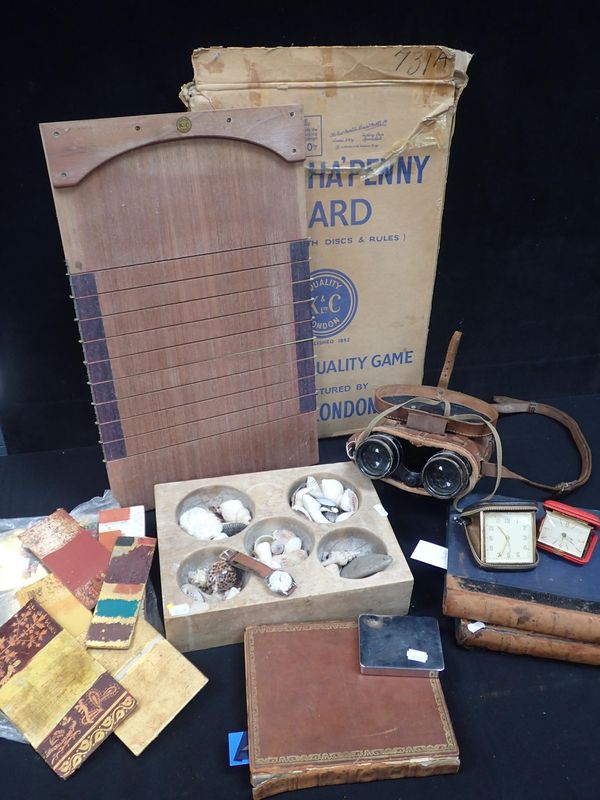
[437,330,462,390]
[480,396,592,494]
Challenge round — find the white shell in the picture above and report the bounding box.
[181,583,205,602]
[220,499,251,525]
[273,529,296,544]
[321,549,358,567]
[291,486,311,506]
[305,476,322,496]
[179,507,224,540]
[339,489,359,513]
[225,586,241,600]
[187,567,209,589]
[321,479,344,503]
[336,511,354,522]
[324,563,340,576]
[302,493,331,524]
[292,504,312,520]
[284,535,303,553]
[270,540,284,555]
[254,540,275,566]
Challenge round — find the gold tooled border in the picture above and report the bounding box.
[50,691,137,778]
[245,621,458,768]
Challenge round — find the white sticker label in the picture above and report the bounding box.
[407,648,429,663]
[373,503,388,517]
[467,621,486,633]
[410,540,448,570]
[167,603,190,617]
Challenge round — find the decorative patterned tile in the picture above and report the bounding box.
[0,600,136,778]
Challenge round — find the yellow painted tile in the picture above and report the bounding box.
[0,630,103,747]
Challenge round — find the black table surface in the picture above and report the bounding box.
[1,394,599,800]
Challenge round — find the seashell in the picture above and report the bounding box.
[220,499,252,525]
[339,489,359,513]
[270,555,283,569]
[207,559,242,593]
[291,486,311,506]
[254,540,275,566]
[305,475,322,496]
[302,493,331,524]
[281,550,308,567]
[225,586,241,601]
[273,529,296,544]
[284,535,303,553]
[187,567,209,589]
[324,563,340,576]
[321,549,357,567]
[222,522,247,536]
[321,479,344,503]
[312,495,338,508]
[323,511,339,523]
[340,553,392,579]
[292,504,312,520]
[179,507,224,540]
[181,583,205,602]
[270,540,284,555]
[336,511,354,522]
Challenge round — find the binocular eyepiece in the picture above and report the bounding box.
[354,433,471,500]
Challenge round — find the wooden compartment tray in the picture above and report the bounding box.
[155,461,414,652]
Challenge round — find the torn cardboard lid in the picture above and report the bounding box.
[181,46,472,437]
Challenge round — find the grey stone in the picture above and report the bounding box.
[340,553,392,579]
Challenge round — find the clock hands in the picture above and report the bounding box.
[497,526,511,559]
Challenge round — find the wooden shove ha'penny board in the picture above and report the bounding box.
[39,106,317,507]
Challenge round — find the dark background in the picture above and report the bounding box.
[1,4,600,800]
[1,0,599,455]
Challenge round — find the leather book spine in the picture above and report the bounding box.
[444,576,600,644]
[251,757,460,799]
[455,618,600,665]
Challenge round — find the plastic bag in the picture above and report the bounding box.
[0,490,126,743]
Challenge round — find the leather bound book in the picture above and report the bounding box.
[444,495,600,643]
[244,620,459,799]
[455,619,600,665]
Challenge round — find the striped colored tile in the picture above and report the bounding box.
[85,536,156,650]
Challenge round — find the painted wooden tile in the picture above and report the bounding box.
[14,583,208,756]
[16,574,92,642]
[19,510,110,609]
[96,619,208,755]
[0,600,136,779]
[98,505,145,553]
[86,536,156,649]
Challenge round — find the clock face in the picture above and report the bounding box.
[482,510,536,565]
[538,511,591,559]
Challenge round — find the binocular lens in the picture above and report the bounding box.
[421,451,471,499]
[355,434,401,479]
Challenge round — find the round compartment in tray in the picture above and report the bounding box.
[317,527,392,580]
[177,546,248,603]
[244,516,314,563]
[289,473,360,523]
[176,485,254,539]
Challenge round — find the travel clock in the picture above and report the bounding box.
[460,502,538,571]
[537,500,599,564]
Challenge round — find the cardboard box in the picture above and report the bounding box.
[181,46,471,436]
